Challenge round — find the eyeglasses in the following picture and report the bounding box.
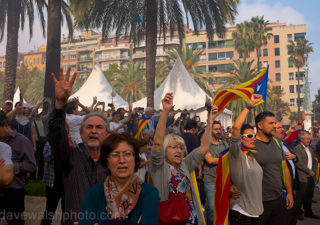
[168,145,182,150]
[276,127,283,129]
[242,134,256,139]
[109,151,135,160]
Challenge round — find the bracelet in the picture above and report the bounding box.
[246,103,254,110]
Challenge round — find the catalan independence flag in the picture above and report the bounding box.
[134,114,150,139]
[214,145,256,225]
[212,66,269,113]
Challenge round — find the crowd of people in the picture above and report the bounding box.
[0,68,320,225]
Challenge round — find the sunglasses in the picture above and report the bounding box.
[242,134,256,139]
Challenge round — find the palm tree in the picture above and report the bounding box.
[251,16,272,72]
[0,0,46,103]
[287,38,313,120]
[70,0,239,107]
[232,21,255,59]
[25,70,45,104]
[43,0,73,100]
[266,86,290,121]
[111,62,146,103]
[155,61,170,88]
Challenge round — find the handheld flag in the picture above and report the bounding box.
[134,114,150,139]
[214,145,256,225]
[212,66,269,113]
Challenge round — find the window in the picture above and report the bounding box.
[200,54,206,61]
[217,41,225,48]
[197,42,206,49]
[209,64,232,72]
[276,73,281,82]
[288,60,293,68]
[296,85,303,92]
[103,64,110,69]
[263,48,268,57]
[70,54,76,59]
[25,60,28,65]
[290,99,295,106]
[62,55,68,60]
[274,35,279,43]
[287,34,292,42]
[103,53,110,58]
[275,60,280,68]
[208,41,217,49]
[208,65,217,72]
[195,65,206,73]
[289,85,294,93]
[63,65,68,70]
[274,48,280,56]
[208,53,217,60]
[297,98,304,106]
[70,64,76,69]
[29,59,32,65]
[289,72,294,80]
[294,33,305,41]
[274,86,281,91]
[296,72,305,80]
[33,58,36,64]
[37,58,40,64]
[225,40,234,47]
[263,61,268,68]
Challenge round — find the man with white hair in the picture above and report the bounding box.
[293,130,319,220]
[143,107,156,132]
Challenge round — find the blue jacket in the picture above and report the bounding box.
[78,183,159,225]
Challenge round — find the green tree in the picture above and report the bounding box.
[289,112,299,124]
[71,0,239,107]
[155,61,170,88]
[312,89,320,122]
[266,86,290,121]
[287,38,313,120]
[111,62,146,103]
[232,21,255,59]
[0,0,46,103]
[25,70,45,104]
[103,63,121,83]
[251,16,272,72]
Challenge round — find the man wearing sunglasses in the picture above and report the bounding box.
[254,111,294,225]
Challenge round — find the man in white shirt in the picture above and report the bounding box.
[109,104,132,133]
[293,131,319,220]
[65,98,90,146]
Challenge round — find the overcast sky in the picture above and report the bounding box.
[0,0,319,100]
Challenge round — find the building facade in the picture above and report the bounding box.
[185,21,308,124]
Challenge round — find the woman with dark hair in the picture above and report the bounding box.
[79,133,159,225]
[228,94,264,225]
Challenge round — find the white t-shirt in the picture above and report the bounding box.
[66,113,84,145]
[136,152,148,182]
[0,142,13,166]
[304,145,313,170]
[109,120,125,133]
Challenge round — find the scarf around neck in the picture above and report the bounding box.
[104,175,143,220]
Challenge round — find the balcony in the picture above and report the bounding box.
[78,56,93,62]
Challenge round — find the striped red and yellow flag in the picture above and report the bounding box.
[134,114,150,139]
[212,66,269,113]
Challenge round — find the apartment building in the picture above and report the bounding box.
[0,54,24,73]
[185,21,308,123]
[23,45,46,71]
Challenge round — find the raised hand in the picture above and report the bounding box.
[210,105,219,121]
[93,96,97,105]
[51,67,77,109]
[249,94,262,106]
[161,92,173,111]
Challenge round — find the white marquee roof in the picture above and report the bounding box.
[70,64,128,107]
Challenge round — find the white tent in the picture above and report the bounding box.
[70,64,128,107]
[13,87,27,105]
[133,57,232,127]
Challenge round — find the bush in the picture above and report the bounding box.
[25,181,46,197]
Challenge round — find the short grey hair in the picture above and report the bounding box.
[298,130,310,140]
[145,107,154,113]
[163,133,187,156]
[80,112,109,133]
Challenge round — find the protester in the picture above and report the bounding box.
[182,119,200,154]
[150,92,219,225]
[48,68,108,225]
[203,120,228,225]
[0,142,14,186]
[293,131,320,220]
[254,111,294,225]
[79,133,159,225]
[275,121,298,225]
[227,94,264,225]
[136,139,150,182]
[109,104,132,133]
[2,100,13,115]
[0,112,36,224]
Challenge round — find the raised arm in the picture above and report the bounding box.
[199,105,219,155]
[232,94,262,138]
[48,67,77,166]
[123,104,133,123]
[89,96,97,112]
[153,93,173,152]
[75,97,90,114]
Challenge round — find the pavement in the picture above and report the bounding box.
[0,185,320,225]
